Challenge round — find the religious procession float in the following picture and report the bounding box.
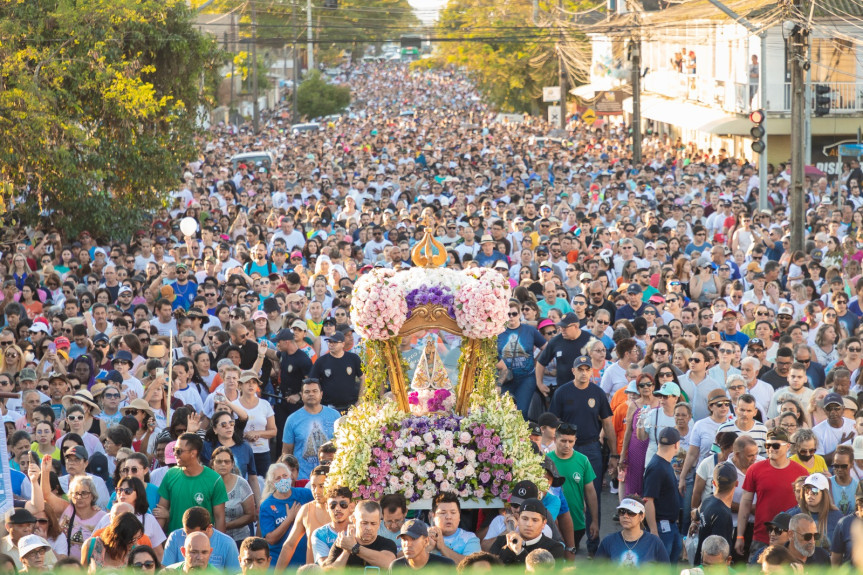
[327,221,547,507]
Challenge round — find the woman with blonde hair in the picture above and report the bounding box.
[1,344,26,374]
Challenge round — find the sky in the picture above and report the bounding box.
[408,0,446,24]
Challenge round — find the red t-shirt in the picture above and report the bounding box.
[742,459,809,544]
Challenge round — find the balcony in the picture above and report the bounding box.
[781,82,863,114]
[642,69,754,115]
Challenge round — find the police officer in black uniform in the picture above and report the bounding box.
[309,331,363,412]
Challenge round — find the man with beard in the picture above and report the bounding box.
[785,514,830,565]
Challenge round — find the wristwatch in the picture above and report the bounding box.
[350,543,361,555]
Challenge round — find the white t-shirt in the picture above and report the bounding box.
[234,397,274,453]
[173,385,204,413]
[813,418,857,456]
[94,511,166,548]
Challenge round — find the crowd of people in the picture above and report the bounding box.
[0,59,863,574]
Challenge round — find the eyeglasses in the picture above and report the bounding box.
[834,464,850,469]
[70,491,91,498]
[637,383,653,389]
[134,561,156,569]
[767,526,787,536]
[67,415,84,422]
[711,401,731,408]
[122,466,141,474]
[617,509,638,517]
[765,442,786,451]
[118,487,135,495]
[329,501,350,509]
[657,372,674,378]
[689,358,702,364]
[795,532,821,542]
[719,349,734,354]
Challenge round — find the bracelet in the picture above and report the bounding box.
[736,536,745,540]
[609,455,620,459]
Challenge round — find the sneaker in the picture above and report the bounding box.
[610,484,618,494]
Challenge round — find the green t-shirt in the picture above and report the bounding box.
[158,465,228,532]
[548,450,596,531]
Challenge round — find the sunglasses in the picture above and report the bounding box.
[329,501,350,509]
[508,312,519,318]
[67,415,84,422]
[767,526,787,535]
[711,401,731,408]
[122,466,141,474]
[118,487,136,495]
[133,561,156,569]
[796,532,821,542]
[617,509,638,517]
[765,442,786,451]
[637,383,653,389]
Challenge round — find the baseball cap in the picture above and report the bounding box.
[275,329,295,342]
[713,462,738,487]
[28,323,49,334]
[748,337,765,349]
[767,428,789,442]
[705,331,722,345]
[541,457,565,488]
[519,498,547,516]
[65,445,89,460]
[291,320,308,331]
[325,332,346,343]
[617,498,645,515]
[655,382,681,397]
[251,310,267,321]
[722,309,738,318]
[537,412,559,428]
[398,519,429,539]
[165,441,178,465]
[658,427,681,445]
[573,355,591,369]
[778,304,794,316]
[557,313,580,328]
[626,283,643,294]
[19,368,37,382]
[765,512,792,531]
[823,392,844,408]
[510,480,539,505]
[804,473,830,491]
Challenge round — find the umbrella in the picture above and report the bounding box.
[805,165,826,178]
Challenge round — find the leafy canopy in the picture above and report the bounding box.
[0,0,223,240]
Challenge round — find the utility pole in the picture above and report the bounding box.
[804,34,812,166]
[790,22,807,252]
[251,0,259,133]
[631,35,642,163]
[307,0,314,71]
[292,0,300,123]
[558,0,566,132]
[226,32,235,122]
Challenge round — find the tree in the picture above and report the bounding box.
[297,70,350,119]
[0,0,223,240]
[432,0,599,112]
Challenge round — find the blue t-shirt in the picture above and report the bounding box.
[162,527,240,570]
[498,324,546,378]
[201,441,257,480]
[439,528,481,556]
[169,281,198,310]
[312,523,339,563]
[549,382,613,443]
[260,489,314,565]
[595,531,669,565]
[831,477,859,515]
[282,407,341,479]
[832,514,858,564]
[475,250,507,267]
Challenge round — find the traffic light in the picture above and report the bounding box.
[815,85,831,117]
[749,109,765,154]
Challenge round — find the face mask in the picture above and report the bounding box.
[797,452,813,462]
[275,477,292,494]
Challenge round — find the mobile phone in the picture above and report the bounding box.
[47,342,56,354]
[154,368,165,378]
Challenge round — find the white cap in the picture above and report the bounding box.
[804,472,830,492]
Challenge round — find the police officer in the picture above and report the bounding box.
[309,331,363,412]
[274,328,313,452]
[535,313,596,397]
[548,355,617,557]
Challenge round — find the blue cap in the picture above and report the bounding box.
[573,356,591,369]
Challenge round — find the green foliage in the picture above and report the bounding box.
[432,0,600,112]
[297,70,351,119]
[0,0,223,241]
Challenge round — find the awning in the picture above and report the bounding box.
[622,95,750,135]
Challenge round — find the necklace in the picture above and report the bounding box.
[621,531,643,552]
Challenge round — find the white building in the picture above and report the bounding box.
[583,3,863,175]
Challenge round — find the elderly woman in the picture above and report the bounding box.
[54,473,107,560]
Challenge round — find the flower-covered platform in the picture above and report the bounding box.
[327,221,547,504]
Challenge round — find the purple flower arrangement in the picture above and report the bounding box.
[405,285,456,318]
[355,414,514,502]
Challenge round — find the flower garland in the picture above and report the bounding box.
[454,267,511,339]
[350,268,408,341]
